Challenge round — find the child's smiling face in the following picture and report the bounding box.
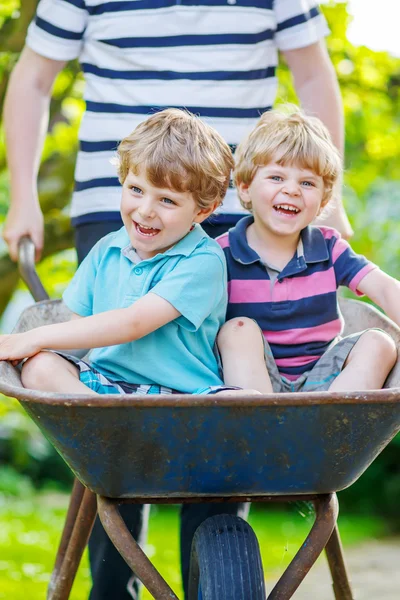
[120,167,214,259]
[238,161,326,239]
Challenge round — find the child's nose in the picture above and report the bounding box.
[283,181,300,196]
[138,201,156,219]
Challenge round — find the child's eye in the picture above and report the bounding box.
[129,185,142,194]
[161,197,176,205]
[269,175,283,182]
[301,180,314,187]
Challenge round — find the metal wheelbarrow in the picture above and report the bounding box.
[0,237,399,600]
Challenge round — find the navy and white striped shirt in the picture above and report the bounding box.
[27,0,329,225]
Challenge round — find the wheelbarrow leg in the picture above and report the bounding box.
[267,493,339,600]
[48,487,97,600]
[97,496,180,600]
[48,478,85,598]
[325,525,354,600]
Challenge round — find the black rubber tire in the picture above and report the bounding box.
[188,514,266,600]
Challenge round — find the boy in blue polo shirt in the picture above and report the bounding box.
[0,109,236,397]
[217,108,399,394]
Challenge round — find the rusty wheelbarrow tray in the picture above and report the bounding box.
[1,239,399,600]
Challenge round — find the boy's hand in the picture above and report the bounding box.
[0,332,42,365]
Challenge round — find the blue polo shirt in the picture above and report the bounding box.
[63,225,227,393]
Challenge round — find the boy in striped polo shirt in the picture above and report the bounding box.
[217,108,399,393]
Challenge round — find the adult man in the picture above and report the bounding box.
[3,2,350,598]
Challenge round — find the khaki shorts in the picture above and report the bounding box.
[264,329,388,393]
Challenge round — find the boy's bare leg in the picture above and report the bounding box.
[217,317,273,394]
[21,351,97,394]
[329,330,397,392]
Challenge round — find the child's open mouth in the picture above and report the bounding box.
[134,221,160,237]
[273,204,300,216]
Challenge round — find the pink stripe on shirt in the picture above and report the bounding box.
[216,233,229,249]
[229,279,272,303]
[279,372,303,381]
[263,318,343,345]
[229,267,336,304]
[275,354,321,368]
[348,264,378,295]
[271,267,336,302]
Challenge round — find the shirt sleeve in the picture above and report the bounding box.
[274,0,330,51]
[332,235,378,296]
[26,0,88,61]
[62,236,105,316]
[149,252,227,331]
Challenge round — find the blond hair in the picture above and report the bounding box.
[117,108,234,209]
[234,106,342,210]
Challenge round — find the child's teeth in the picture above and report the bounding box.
[276,204,299,212]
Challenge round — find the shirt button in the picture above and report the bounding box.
[134,267,143,275]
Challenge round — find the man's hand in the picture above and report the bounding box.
[0,332,42,365]
[2,201,44,262]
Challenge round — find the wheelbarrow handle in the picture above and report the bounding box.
[18,236,49,302]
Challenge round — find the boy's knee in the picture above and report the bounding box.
[21,351,58,388]
[364,330,397,366]
[217,317,261,350]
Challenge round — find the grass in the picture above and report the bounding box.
[0,492,388,600]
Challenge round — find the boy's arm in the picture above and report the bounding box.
[356,270,400,327]
[0,294,180,362]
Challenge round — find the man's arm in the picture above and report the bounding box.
[283,41,353,239]
[3,47,66,261]
[0,293,180,362]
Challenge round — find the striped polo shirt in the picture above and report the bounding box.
[26,0,328,225]
[217,217,377,380]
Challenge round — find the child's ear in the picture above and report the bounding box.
[238,181,252,210]
[193,200,220,223]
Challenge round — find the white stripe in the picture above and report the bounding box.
[80,40,279,73]
[86,5,276,35]
[83,77,278,109]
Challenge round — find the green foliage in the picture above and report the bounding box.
[0,395,73,490]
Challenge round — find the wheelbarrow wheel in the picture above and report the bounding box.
[188,514,266,600]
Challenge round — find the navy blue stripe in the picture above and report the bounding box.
[225,254,335,280]
[101,29,273,49]
[88,1,273,16]
[72,212,122,227]
[270,341,331,360]
[81,63,275,81]
[75,177,121,192]
[35,16,83,40]
[86,101,271,119]
[80,140,119,152]
[334,250,370,288]
[224,254,268,280]
[276,7,320,33]
[226,293,339,330]
[278,360,319,376]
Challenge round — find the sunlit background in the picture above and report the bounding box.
[0,2,400,599]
